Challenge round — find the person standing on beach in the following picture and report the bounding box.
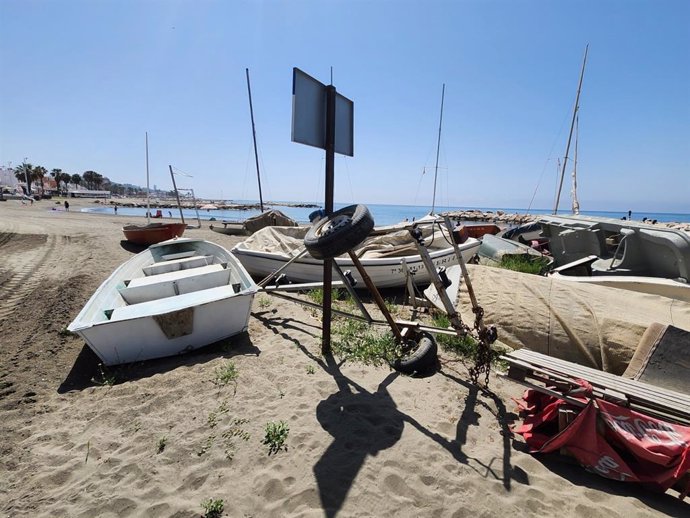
[64,200,69,211]
[114,206,117,214]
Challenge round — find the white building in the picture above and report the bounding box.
[0,166,20,192]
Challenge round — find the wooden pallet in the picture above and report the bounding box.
[501,348,690,425]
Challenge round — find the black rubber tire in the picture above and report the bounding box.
[390,332,438,375]
[303,204,374,260]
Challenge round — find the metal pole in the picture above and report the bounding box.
[23,158,30,197]
[246,68,264,212]
[322,85,337,355]
[190,188,201,227]
[257,247,311,287]
[145,133,151,224]
[442,216,484,332]
[169,165,185,225]
[554,44,588,214]
[431,84,445,214]
[347,251,403,342]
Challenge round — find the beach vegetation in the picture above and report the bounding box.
[92,363,117,386]
[263,420,289,454]
[156,436,167,454]
[431,313,478,357]
[201,498,224,518]
[197,434,216,456]
[431,312,508,369]
[58,327,77,338]
[496,254,551,275]
[257,295,272,309]
[331,318,401,366]
[207,400,230,428]
[306,287,351,306]
[221,418,251,460]
[306,364,316,374]
[213,361,238,389]
[384,298,400,316]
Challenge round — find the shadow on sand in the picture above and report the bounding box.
[119,240,147,254]
[253,311,522,518]
[57,332,259,393]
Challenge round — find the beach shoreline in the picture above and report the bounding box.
[0,197,687,517]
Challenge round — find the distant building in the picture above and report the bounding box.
[68,189,111,199]
[0,167,19,192]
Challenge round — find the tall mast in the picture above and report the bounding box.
[431,83,445,214]
[246,68,264,212]
[145,132,150,224]
[571,115,580,214]
[553,44,588,214]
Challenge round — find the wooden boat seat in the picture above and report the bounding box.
[160,251,196,261]
[143,255,214,276]
[119,264,231,305]
[109,284,241,323]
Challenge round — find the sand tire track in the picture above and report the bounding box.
[0,234,57,323]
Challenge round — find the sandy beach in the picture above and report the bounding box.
[1,197,687,517]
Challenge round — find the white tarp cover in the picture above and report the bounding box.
[239,225,451,259]
[242,210,298,234]
[448,264,690,375]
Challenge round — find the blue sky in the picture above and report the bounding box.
[1,0,688,213]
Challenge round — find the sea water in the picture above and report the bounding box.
[84,202,690,226]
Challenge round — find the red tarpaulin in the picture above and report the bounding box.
[513,385,690,498]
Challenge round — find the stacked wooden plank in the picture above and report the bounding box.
[501,348,690,426]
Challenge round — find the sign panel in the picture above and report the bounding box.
[291,68,353,156]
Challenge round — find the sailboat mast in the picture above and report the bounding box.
[246,68,264,212]
[553,44,588,214]
[571,115,580,214]
[145,132,150,224]
[431,83,445,214]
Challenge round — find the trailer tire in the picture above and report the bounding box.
[304,204,374,260]
[391,332,438,375]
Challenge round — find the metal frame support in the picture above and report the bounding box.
[408,226,467,337]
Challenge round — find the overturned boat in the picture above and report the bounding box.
[68,238,257,365]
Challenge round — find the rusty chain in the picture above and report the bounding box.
[468,305,497,386]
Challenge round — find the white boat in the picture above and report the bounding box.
[122,133,187,245]
[68,238,258,365]
[231,225,480,289]
[537,215,690,300]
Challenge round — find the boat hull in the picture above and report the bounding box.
[232,239,480,289]
[68,238,257,365]
[550,272,690,303]
[122,223,187,245]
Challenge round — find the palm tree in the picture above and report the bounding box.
[82,170,98,189]
[58,172,71,195]
[33,166,47,196]
[14,163,34,195]
[71,173,82,190]
[50,168,62,192]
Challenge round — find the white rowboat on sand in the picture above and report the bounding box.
[68,238,257,365]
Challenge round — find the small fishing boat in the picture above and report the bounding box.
[68,238,257,365]
[122,133,186,245]
[122,222,187,245]
[210,209,299,237]
[231,224,480,289]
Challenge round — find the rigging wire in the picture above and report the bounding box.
[340,155,356,205]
